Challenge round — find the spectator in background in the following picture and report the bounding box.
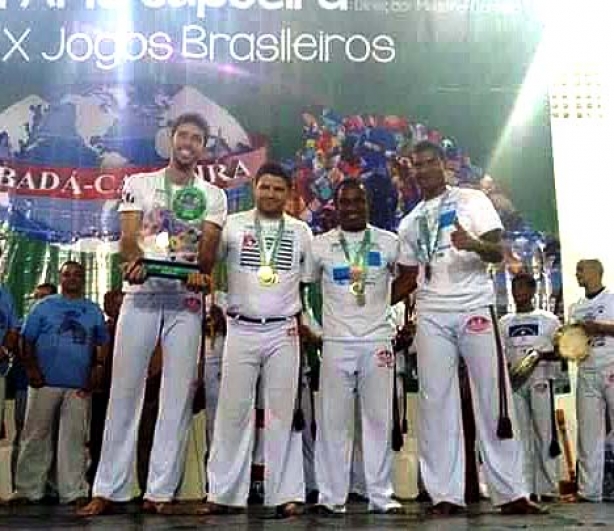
[10,283,57,491]
[480,175,523,231]
[363,168,398,232]
[12,262,108,506]
[32,284,58,301]
[391,154,421,216]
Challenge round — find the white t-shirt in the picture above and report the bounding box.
[499,309,561,382]
[119,168,228,294]
[221,210,314,319]
[312,225,399,341]
[398,186,503,312]
[569,289,614,370]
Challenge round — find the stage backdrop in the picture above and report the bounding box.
[0,0,557,314]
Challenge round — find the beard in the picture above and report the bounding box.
[172,146,201,170]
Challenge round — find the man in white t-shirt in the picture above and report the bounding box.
[395,141,544,516]
[79,113,227,516]
[500,273,562,502]
[200,162,313,518]
[569,259,614,502]
[307,179,406,514]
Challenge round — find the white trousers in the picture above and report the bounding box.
[350,397,367,496]
[207,318,304,507]
[315,340,397,511]
[514,379,560,496]
[349,367,406,497]
[93,292,201,502]
[415,308,528,507]
[204,350,223,453]
[15,387,90,503]
[576,364,614,501]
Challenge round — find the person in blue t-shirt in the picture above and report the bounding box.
[12,262,109,506]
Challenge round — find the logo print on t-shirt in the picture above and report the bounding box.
[466,315,491,334]
[239,229,294,271]
[242,233,257,249]
[57,311,87,345]
[509,324,539,338]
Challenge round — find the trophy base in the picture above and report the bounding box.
[141,258,200,281]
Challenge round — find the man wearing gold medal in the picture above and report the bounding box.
[79,113,228,516]
[308,179,405,514]
[201,162,314,518]
[569,259,614,502]
[395,141,544,516]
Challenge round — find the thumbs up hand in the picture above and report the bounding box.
[451,220,479,252]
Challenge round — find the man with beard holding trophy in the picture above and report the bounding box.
[500,273,562,503]
[79,113,227,516]
[565,259,614,502]
[200,162,314,518]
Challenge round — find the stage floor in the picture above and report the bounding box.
[0,499,612,530]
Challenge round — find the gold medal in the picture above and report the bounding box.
[350,281,362,296]
[257,265,278,287]
[350,281,366,306]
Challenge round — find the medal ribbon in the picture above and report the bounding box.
[255,214,286,269]
[339,228,371,286]
[417,188,451,266]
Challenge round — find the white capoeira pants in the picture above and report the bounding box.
[204,344,268,490]
[204,346,223,454]
[349,361,406,498]
[93,292,202,502]
[315,340,397,512]
[350,397,367,496]
[15,387,90,503]
[513,379,560,496]
[207,317,304,507]
[577,364,614,501]
[415,308,528,507]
